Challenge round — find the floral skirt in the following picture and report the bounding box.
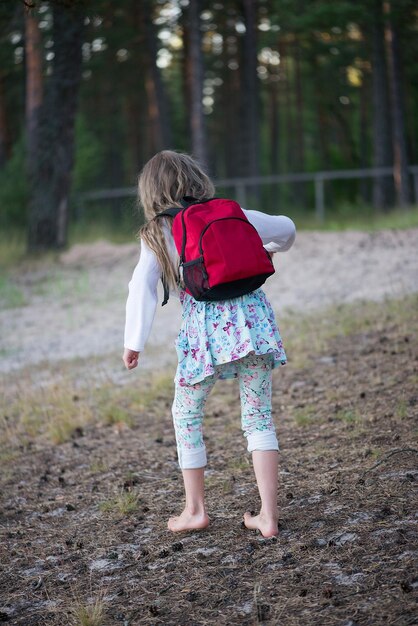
[174,288,287,386]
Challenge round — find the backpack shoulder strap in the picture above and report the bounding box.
[155,198,212,305]
[153,208,182,306]
[161,275,170,307]
[157,207,183,218]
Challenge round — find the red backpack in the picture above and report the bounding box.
[158,197,275,305]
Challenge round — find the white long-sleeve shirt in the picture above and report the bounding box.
[124,210,296,352]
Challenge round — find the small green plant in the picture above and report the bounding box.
[101,405,134,427]
[293,406,317,427]
[395,399,408,420]
[99,490,140,515]
[0,448,20,464]
[221,479,234,495]
[69,597,106,626]
[335,408,361,423]
[89,459,109,474]
[47,415,85,445]
[228,456,251,471]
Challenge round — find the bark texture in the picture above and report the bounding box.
[370,0,394,209]
[240,0,259,178]
[186,0,207,167]
[385,1,411,206]
[27,4,84,251]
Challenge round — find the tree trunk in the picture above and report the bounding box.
[293,40,306,205]
[240,0,259,179]
[370,0,394,210]
[24,8,43,172]
[27,3,84,251]
[282,45,294,173]
[124,94,143,175]
[308,49,329,170]
[218,8,241,178]
[384,1,411,206]
[331,104,358,165]
[144,1,172,151]
[268,74,280,174]
[132,0,172,155]
[0,74,12,169]
[359,76,371,203]
[186,0,207,166]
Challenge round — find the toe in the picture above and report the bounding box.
[243,511,257,530]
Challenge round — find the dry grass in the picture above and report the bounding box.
[99,490,140,516]
[69,598,106,626]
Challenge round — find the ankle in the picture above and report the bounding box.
[260,508,278,522]
[185,502,206,516]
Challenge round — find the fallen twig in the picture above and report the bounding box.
[361,447,418,477]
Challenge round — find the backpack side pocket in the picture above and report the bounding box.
[181,257,210,300]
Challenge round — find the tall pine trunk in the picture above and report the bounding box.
[124,94,143,174]
[294,41,306,205]
[384,1,411,206]
[139,0,172,153]
[219,9,241,178]
[27,3,84,251]
[0,73,12,169]
[24,8,43,173]
[240,0,259,179]
[268,73,280,174]
[186,0,207,166]
[359,76,371,203]
[370,0,394,210]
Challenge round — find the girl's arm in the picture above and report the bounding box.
[124,238,161,353]
[242,209,296,252]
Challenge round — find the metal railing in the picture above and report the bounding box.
[77,165,418,222]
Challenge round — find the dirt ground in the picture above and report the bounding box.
[0,231,418,625]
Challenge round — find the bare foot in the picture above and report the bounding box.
[167,509,209,532]
[243,511,279,538]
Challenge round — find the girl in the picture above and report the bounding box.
[122,151,295,538]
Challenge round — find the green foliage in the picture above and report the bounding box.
[72,115,104,192]
[0,137,28,230]
[0,229,26,269]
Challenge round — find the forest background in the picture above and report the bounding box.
[0,0,417,253]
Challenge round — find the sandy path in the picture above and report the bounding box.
[1,229,417,382]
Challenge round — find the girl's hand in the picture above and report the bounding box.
[123,348,139,370]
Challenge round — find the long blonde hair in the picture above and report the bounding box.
[137,150,215,290]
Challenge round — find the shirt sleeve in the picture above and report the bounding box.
[241,209,296,252]
[124,239,161,352]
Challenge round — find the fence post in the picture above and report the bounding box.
[315,176,325,222]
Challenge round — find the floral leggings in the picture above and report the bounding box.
[172,353,279,469]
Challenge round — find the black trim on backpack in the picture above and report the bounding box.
[158,207,183,218]
[189,274,272,302]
